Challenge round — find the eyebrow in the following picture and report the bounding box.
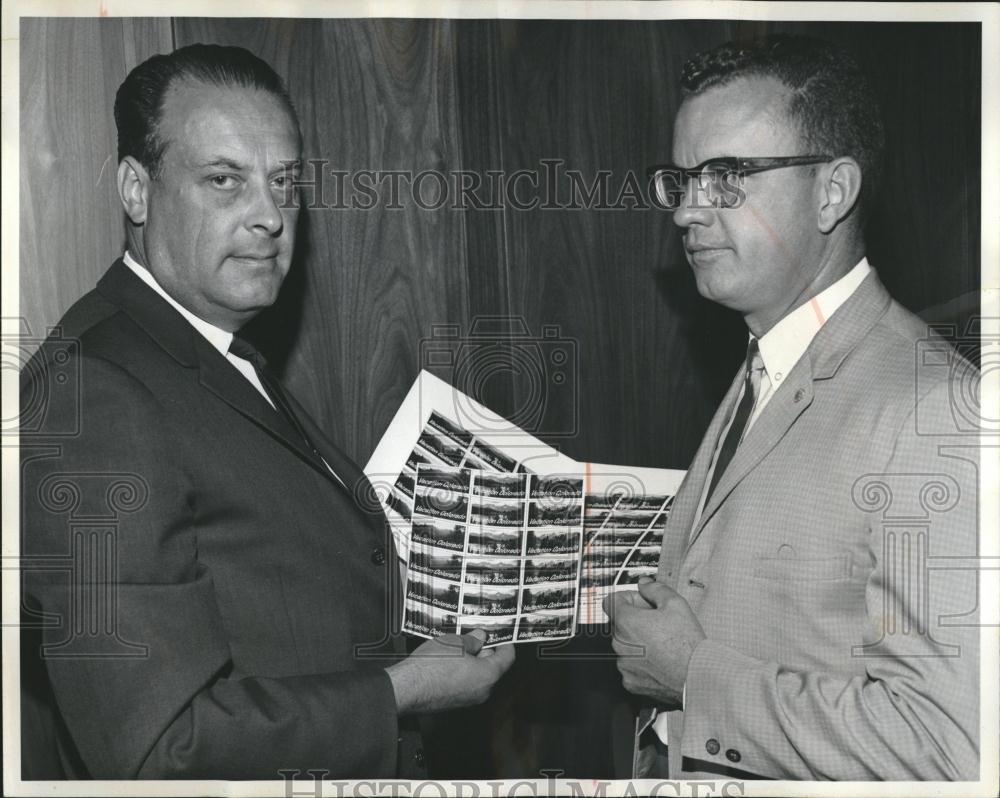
[197,157,246,171]
[196,157,302,174]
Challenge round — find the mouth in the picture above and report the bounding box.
[230,253,280,264]
[685,244,730,263]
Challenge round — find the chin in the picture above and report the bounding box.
[224,286,283,316]
[248,287,283,311]
[694,276,746,312]
[693,270,726,299]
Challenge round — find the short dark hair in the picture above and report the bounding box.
[681,34,885,218]
[114,43,299,178]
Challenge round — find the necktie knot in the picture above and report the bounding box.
[746,339,765,393]
[229,334,267,369]
[746,338,763,372]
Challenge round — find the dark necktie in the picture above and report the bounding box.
[705,338,764,504]
[228,334,320,460]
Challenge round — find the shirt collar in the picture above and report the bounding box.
[755,257,871,384]
[122,251,233,357]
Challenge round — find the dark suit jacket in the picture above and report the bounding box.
[20,259,424,779]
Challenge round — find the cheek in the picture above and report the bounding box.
[279,208,298,247]
[160,188,212,256]
[190,209,242,262]
[150,197,194,267]
[734,199,800,265]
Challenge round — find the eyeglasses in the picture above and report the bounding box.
[647,155,832,211]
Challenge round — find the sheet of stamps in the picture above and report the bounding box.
[402,465,583,645]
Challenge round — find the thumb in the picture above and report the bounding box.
[461,628,486,655]
[637,578,674,608]
[435,633,467,650]
[603,588,649,620]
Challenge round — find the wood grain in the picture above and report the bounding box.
[19,17,172,346]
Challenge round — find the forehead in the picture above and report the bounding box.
[157,80,301,165]
[672,75,801,164]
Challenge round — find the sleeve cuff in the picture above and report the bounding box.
[679,638,774,778]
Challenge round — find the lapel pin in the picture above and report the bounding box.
[794,388,805,403]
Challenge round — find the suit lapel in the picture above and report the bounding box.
[194,342,332,473]
[687,363,814,547]
[97,259,199,368]
[657,368,744,587]
[678,268,894,552]
[97,259,353,495]
[288,391,389,536]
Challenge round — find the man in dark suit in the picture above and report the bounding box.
[20,43,513,780]
[606,35,980,780]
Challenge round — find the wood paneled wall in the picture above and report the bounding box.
[19,17,982,778]
[19,18,173,346]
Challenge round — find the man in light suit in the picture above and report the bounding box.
[20,43,513,780]
[606,35,980,780]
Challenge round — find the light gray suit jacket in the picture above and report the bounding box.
[636,269,980,780]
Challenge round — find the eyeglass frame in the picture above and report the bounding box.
[646,155,833,210]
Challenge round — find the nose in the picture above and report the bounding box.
[672,178,715,229]
[245,179,284,236]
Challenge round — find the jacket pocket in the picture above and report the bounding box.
[752,553,851,582]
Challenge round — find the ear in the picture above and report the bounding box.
[817,156,862,233]
[117,156,150,225]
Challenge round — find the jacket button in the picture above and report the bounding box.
[705,738,720,755]
[726,748,741,763]
[414,748,425,767]
[371,547,386,565]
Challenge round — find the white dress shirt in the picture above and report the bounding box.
[751,257,872,429]
[123,251,274,407]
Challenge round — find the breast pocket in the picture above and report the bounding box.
[753,553,852,582]
[748,550,867,667]
[750,551,864,625]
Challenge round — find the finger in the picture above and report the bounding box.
[410,636,465,658]
[489,643,516,672]
[612,633,646,656]
[621,589,655,606]
[616,659,638,687]
[602,593,615,619]
[604,589,651,621]
[637,579,675,609]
